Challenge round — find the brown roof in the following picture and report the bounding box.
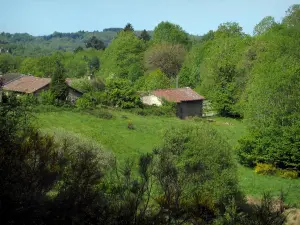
[0,73,23,85]
[3,76,51,94]
[152,87,205,103]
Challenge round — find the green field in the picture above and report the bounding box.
[36,109,300,206]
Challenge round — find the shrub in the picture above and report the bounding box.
[255,163,277,175]
[38,90,55,105]
[75,97,93,109]
[19,94,38,106]
[105,78,142,109]
[87,109,114,120]
[127,120,134,129]
[276,169,298,179]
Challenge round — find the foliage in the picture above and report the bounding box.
[276,169,298,179]
[199,27,250,117]
[253,16,277,35]
[124,23,134,32]
[105,78,142,109]
[38,90,56,105]
[70,77,105,93]
[138,69,171,91]
[87,108,114,119]
[152,21,190,46]
[255,163,277,175]
[50,61,68,100]
[85,36,105,50]
[100,31,146,79]
[237,26,300,171]
[145,43,186,79]
[139,29,151,41]
[0,54,21,73]
[75,96,94,109]
[178,41,211,88]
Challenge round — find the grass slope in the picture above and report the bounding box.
[36,110,300,205]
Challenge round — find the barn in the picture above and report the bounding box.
[142,87,205,119]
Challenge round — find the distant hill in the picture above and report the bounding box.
[0,29,201,56]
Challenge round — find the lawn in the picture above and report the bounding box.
[36,109,300,206]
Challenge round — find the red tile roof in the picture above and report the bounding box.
[152,87,205,103]
[3,76,51,94]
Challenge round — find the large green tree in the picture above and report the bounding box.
[199,24,250,117]
[100,31,146,79]
[238,25,300,170]
[152,21,190,46]
[144,43,186,83]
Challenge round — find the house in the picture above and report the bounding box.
[0,73,23,85]
[2,75,83,101]
[142,87,205,119]
[3,75,51,96]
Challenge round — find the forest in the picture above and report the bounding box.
[1,3,300,225]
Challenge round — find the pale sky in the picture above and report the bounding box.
[0,0,299,36]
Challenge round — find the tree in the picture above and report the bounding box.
[124,23,134,32]
[74,46,84,53]
[89,56,100,74]
[100,31,146,79]
[153,123,240,223]
[85,36,105,50]
[178,41,212,88]
[50,61,68,100]
[282,4,300,29]
[237,26,300,170]
[253,16,277,35]
[105,78,142,109]
[0,54,21,74]
[152,21,190,46]
[198,31,250,117]
[145,43,186,81]
[139,29,151,41]
[140,69,171,91]
[215,22,245,38]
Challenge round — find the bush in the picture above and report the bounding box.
[255,163,277,175]
[276,169,298,179]
[130,101,176,117]
[38,90,55,105]
[19,94,38,106]
[87,109,114,120]
[75,97,93,109]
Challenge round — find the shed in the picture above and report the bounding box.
[143,87,205,119]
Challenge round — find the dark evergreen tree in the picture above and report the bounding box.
[50,61,68,101]
[124,23,134,32]
[139,29,151,41]
[85,36,105,50]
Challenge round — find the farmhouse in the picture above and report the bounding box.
[142,87,205,119]
[2,74,83,101]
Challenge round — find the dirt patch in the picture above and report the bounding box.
[285,208,300,225]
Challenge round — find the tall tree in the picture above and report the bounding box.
[145,43,186,80]
[238,26,300,170]
[124,23,134,32]
[139,29,151,41]
[100,31,145,79]
[85,36,105,50]
[253,16,277,35]
[282,4,300,28]
[50,61,68,100]
[152,21,190,46]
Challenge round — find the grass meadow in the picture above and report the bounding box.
[35,109,300,206]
